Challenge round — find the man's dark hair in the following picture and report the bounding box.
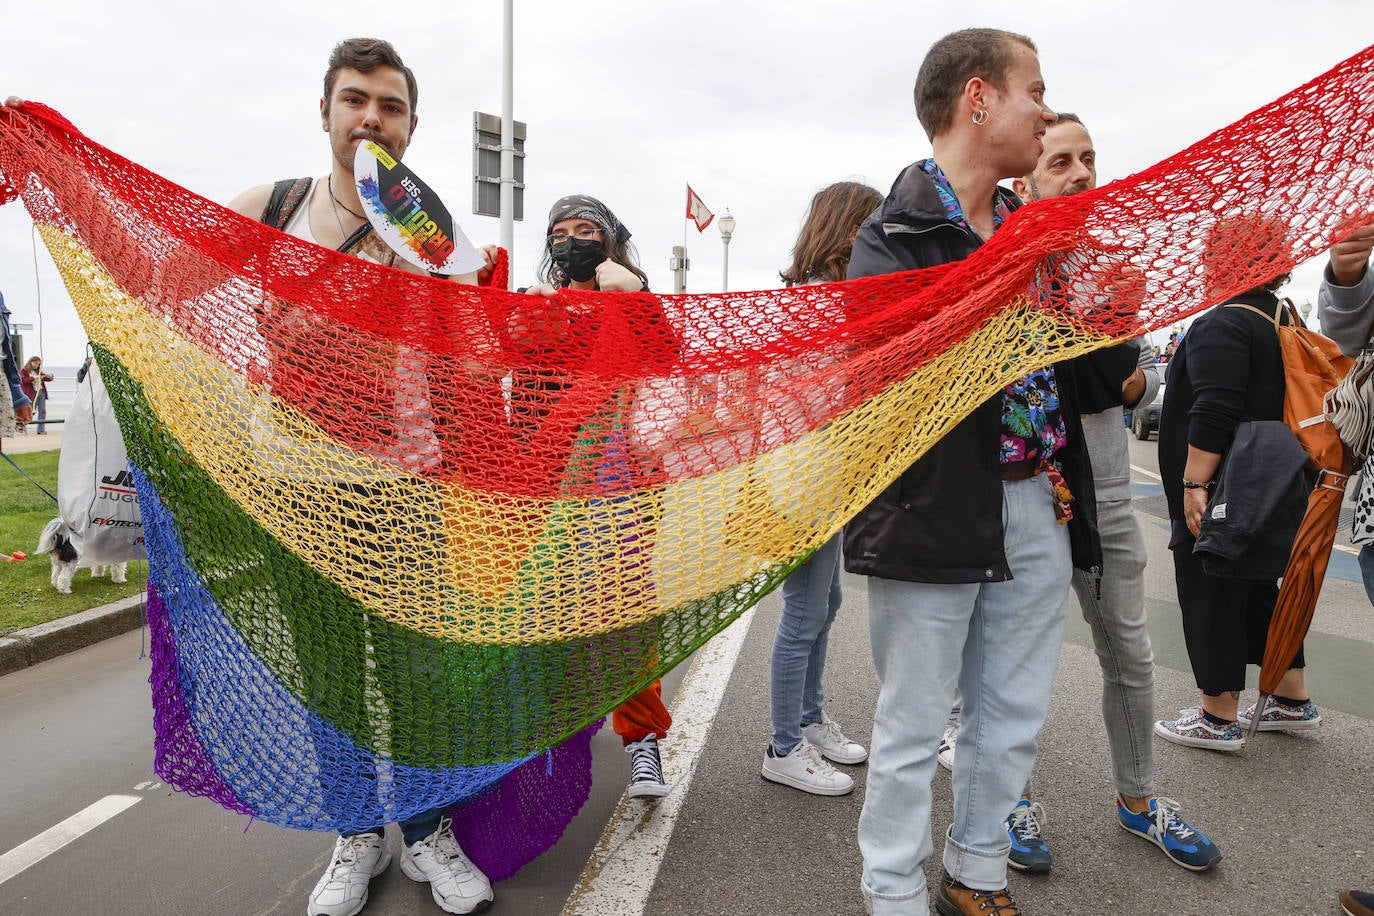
[1053,111,1083,128]
[323,38,418,117]
[913,28,1036,141]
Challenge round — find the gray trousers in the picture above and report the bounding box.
[1067,496,1155,799]
[947,496,1156,799]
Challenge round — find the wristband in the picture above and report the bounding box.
[1182,479,1213,491]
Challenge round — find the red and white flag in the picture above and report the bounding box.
[686,185,715,232]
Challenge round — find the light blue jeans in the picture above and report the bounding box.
[770,533,843,755]
[944,497,1155,801]
[1068,496,1155,800]
[859,475,1071,914]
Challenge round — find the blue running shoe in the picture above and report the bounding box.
[1116,795,1221,872]
[1006,798,1052,873]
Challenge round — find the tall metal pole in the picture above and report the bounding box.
[721,237,731,291]
[500,0,515,288]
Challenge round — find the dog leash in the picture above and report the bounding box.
[0,447,60,504]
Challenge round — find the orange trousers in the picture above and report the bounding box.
[611,680,672,745]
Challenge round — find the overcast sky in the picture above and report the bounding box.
[1,0,1369,367]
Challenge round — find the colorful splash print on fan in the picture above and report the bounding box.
[354,139,484,275]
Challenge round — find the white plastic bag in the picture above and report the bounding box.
[57,361,144,565]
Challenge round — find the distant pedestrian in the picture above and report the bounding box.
[760,180,881,798]
[20,355,52,434]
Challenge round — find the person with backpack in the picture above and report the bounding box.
[1155,217,1322,754]
[226,38,495,916]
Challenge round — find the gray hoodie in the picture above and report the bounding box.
[1317,263,1374,356]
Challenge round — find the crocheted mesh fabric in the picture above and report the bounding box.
[2,45,1372,838]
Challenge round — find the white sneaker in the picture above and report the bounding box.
[308,832,392,916]
[802,712,868,765]
[937,725,957,772]
[761,739,854,796]
[625,733,670,798]
[399,817,494,914]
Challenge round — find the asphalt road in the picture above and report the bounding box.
[2,435,1372,915]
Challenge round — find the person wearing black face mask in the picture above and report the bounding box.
[526,195,649,294]
[517,195,672,802]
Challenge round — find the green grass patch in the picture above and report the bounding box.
[0,450,147,635]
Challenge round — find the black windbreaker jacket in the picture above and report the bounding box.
[842,160,1103,583]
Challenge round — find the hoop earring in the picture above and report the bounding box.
[972,108,989,126]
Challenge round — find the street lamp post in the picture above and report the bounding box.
[718,209,736,291]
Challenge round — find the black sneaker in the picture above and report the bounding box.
[625,733,669,798]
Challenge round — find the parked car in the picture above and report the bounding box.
[1131,385,1165,440]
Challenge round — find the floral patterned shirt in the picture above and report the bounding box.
[922,161,1067,467]
[922,161,1072,520]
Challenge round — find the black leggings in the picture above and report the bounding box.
[1171,534,1304,696]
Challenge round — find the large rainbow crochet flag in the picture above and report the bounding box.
[1,46,1371,869]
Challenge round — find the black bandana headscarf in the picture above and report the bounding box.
[546,194,631,247]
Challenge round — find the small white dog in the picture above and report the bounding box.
[35,518,128,594]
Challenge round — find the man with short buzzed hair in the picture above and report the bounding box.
[990,113,1221,875]
[846,28,1076,916]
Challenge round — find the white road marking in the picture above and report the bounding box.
[0,794,141,885]
[1131,464,1163,482]
[563,607,757,915]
